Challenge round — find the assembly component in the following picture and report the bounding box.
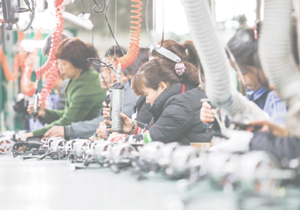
[72,139,91,158]
[139,141,165,163]
[93,142,115,163]
[165,146,199,179]
[0,138,13,154]
[108,143,137,164]
[157,142,180,168]
[237,151,282,194]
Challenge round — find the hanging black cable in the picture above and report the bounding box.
[146,0,156,47]
[87,0,112,69]
[105,0,125,56]
[93,0,106,13]
[81,0,86,14]
[16,0,35,32]
[146,0,164,49]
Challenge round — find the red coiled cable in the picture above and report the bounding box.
[36,0,65,106]
[116,0,142,70]
[0,32,26,81]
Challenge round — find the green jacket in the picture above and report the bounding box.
[32,68,106,136]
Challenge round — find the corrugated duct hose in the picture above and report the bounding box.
[180,0,267,130]
[259,0,300,136]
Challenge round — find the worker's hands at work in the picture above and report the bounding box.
[19,132,33,141]
[96,122,106,139]
[43,126,64,139]
[27,101,45,117]
[104,113,133,134]
[249,120,289,138]
[200,102,216,124]
[102,101,110,119]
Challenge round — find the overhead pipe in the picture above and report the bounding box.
[259,0,300,136]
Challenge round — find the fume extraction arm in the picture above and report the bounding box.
[259,0,300,137]
[180,0,267,126]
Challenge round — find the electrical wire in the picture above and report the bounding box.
[146,0,164,49]
[81,0,86,14]
[105,0,125,56]
[88,0,110,91]
[93,0,106,13]
[146,0,156,48]
[87,0,113,68]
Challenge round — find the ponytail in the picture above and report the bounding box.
[132,59,199,96]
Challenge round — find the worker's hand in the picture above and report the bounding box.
[19,132,34,141]
[200,102,216,124]
[27,101,45,117]
[249,120,289,138]
[102,101,110,119]
[43,126,65,139]
[104,113,133,134]
[96,122,106,139]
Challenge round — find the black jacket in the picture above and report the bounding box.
[148,83,209,145]
[134,96,153,125]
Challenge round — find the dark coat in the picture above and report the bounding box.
[148,83,209,145]
[134,96,153,125]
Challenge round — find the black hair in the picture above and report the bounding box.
[43,32,70,56]
[123,48,149,77]
[104,46,127,58]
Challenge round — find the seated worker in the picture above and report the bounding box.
[201,22,288,126]
[97,48,153,138]
[115,47,152,125]
[20,38,106,140]
[106,59,209,145]
[150,39,205,91]
[42,46,139,139]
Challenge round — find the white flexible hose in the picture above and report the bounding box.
[259,0,300,99]
[181,0,267,122]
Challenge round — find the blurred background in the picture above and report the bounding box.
[0,0,263,131]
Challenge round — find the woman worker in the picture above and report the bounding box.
[20,38,106,140]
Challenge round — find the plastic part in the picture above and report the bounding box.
[35,0,65,106]
[115,0,142,70]
[63,12,93,30]
[180,0,267,123]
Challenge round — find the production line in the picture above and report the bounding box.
[0,0,300,209]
